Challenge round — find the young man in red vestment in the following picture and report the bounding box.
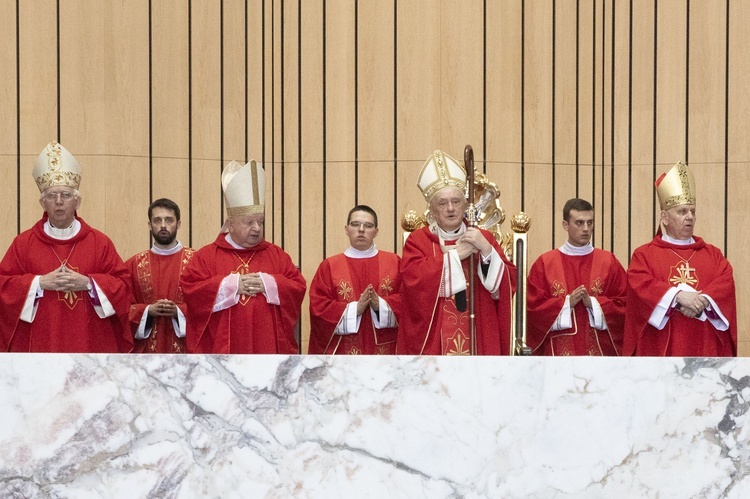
[395,150,516,355]
[180,160,306,354]
[0,141,133,353]
[308,205,402,355]
[126,198,194,353]
[624,162,736,356]
[526,198,626,356]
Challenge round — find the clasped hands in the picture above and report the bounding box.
[455,227,492,261]
[356,284,380,316]
[238,273,265,297]
[39,265,90,292]
[149,299,178,317]
[675,290,709,319]
[569,285,592,308]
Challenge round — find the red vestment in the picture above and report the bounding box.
[126,247,195,353]
[395,225,516,355]
[308,252,402,355]
[180,234,306,354]
[526,248,626,356]
[624,235,737,356]
[0,215,133,353]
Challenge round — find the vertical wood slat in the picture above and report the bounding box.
[0,0,18,244]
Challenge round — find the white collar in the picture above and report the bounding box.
[44,219,81,240]
[661,233,695,245]
[344,244,378,259]
[151,241,183,256]
[559,241,594,256]
[433,222,466,243]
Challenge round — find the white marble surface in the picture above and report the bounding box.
[1,354,749,498]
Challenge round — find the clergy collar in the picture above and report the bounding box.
[151,241,183,256]
[44,219,81,240]
[225,233,246,249]
[661,233,695,245]
[432,222,466,243]
[344,244,378,259]
[559,240,594,256]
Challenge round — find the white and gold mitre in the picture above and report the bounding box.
[32,141,82,192]
[222,159,265,217]
[416,150,467,202]
[655,161,695,210]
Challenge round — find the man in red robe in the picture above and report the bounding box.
[126,198,194,353]
[181,160,306,354]
[395,150,516,355]
[624,162,736,356]
[526,198,626,356]
[0,141,132,353]
[309,205,401,355]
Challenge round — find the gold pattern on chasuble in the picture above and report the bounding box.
[445,332,471,356]
[669,261,699,287]
[337,280,353,301]
[379,276,394,296]
[551,281,566,297]
[135,252,154,300]
[57,264,84,310]
[589,278,603,296]
[348,346,362,355]
[232,252,256,306]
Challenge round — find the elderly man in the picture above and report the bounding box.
[395,150,516,355]
[0,141,132,352]
[180,160,306,354]
[624,162,736,356]
[126,198,194,353]
[308,205,402,355]
[526,198,626,356]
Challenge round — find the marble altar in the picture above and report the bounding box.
[0,354,748,498]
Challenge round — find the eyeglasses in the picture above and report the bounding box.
[348,221,376,230]
[43,191,76,202]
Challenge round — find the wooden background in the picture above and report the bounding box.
[1,0,748,355]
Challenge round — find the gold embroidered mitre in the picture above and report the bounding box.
[655,161,695,210]
[416,150,467,203]
[222,159,265,217]
[32,141,82,192]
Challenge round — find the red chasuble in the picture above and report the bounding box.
[624,236,737,357]
[0,215,133,353]
[308,252,402,355]
[395,225,516,355]
[180,234,306,354]
[126,247,195,353]
[526,248,626,356]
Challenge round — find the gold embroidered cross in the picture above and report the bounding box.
[589,278,603,296]
[337,280,353,301]
[669,261,698,287]
[380,276,393,295]
[551,281,566,297]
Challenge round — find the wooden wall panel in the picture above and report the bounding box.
[151,0,191,248]
[299,0,325,353]
[728,1,750,356]
[575,1,597,219]
[59,1,150,259]
[688,1,727,251]
[224,0,249,165]
[610,0,632,262]
[324,0,357,257]
[18,1,59,232]
[553,0,580,248]
[440,0,484,166]
[485,1,522,239]
[0,0,17,244]
[524,0,554,257]
[396,0,441,219]
[190,1,223,249]
[358,0,396,253]
[629,0,656,253]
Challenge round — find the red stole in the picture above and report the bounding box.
[438,239,472,355]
